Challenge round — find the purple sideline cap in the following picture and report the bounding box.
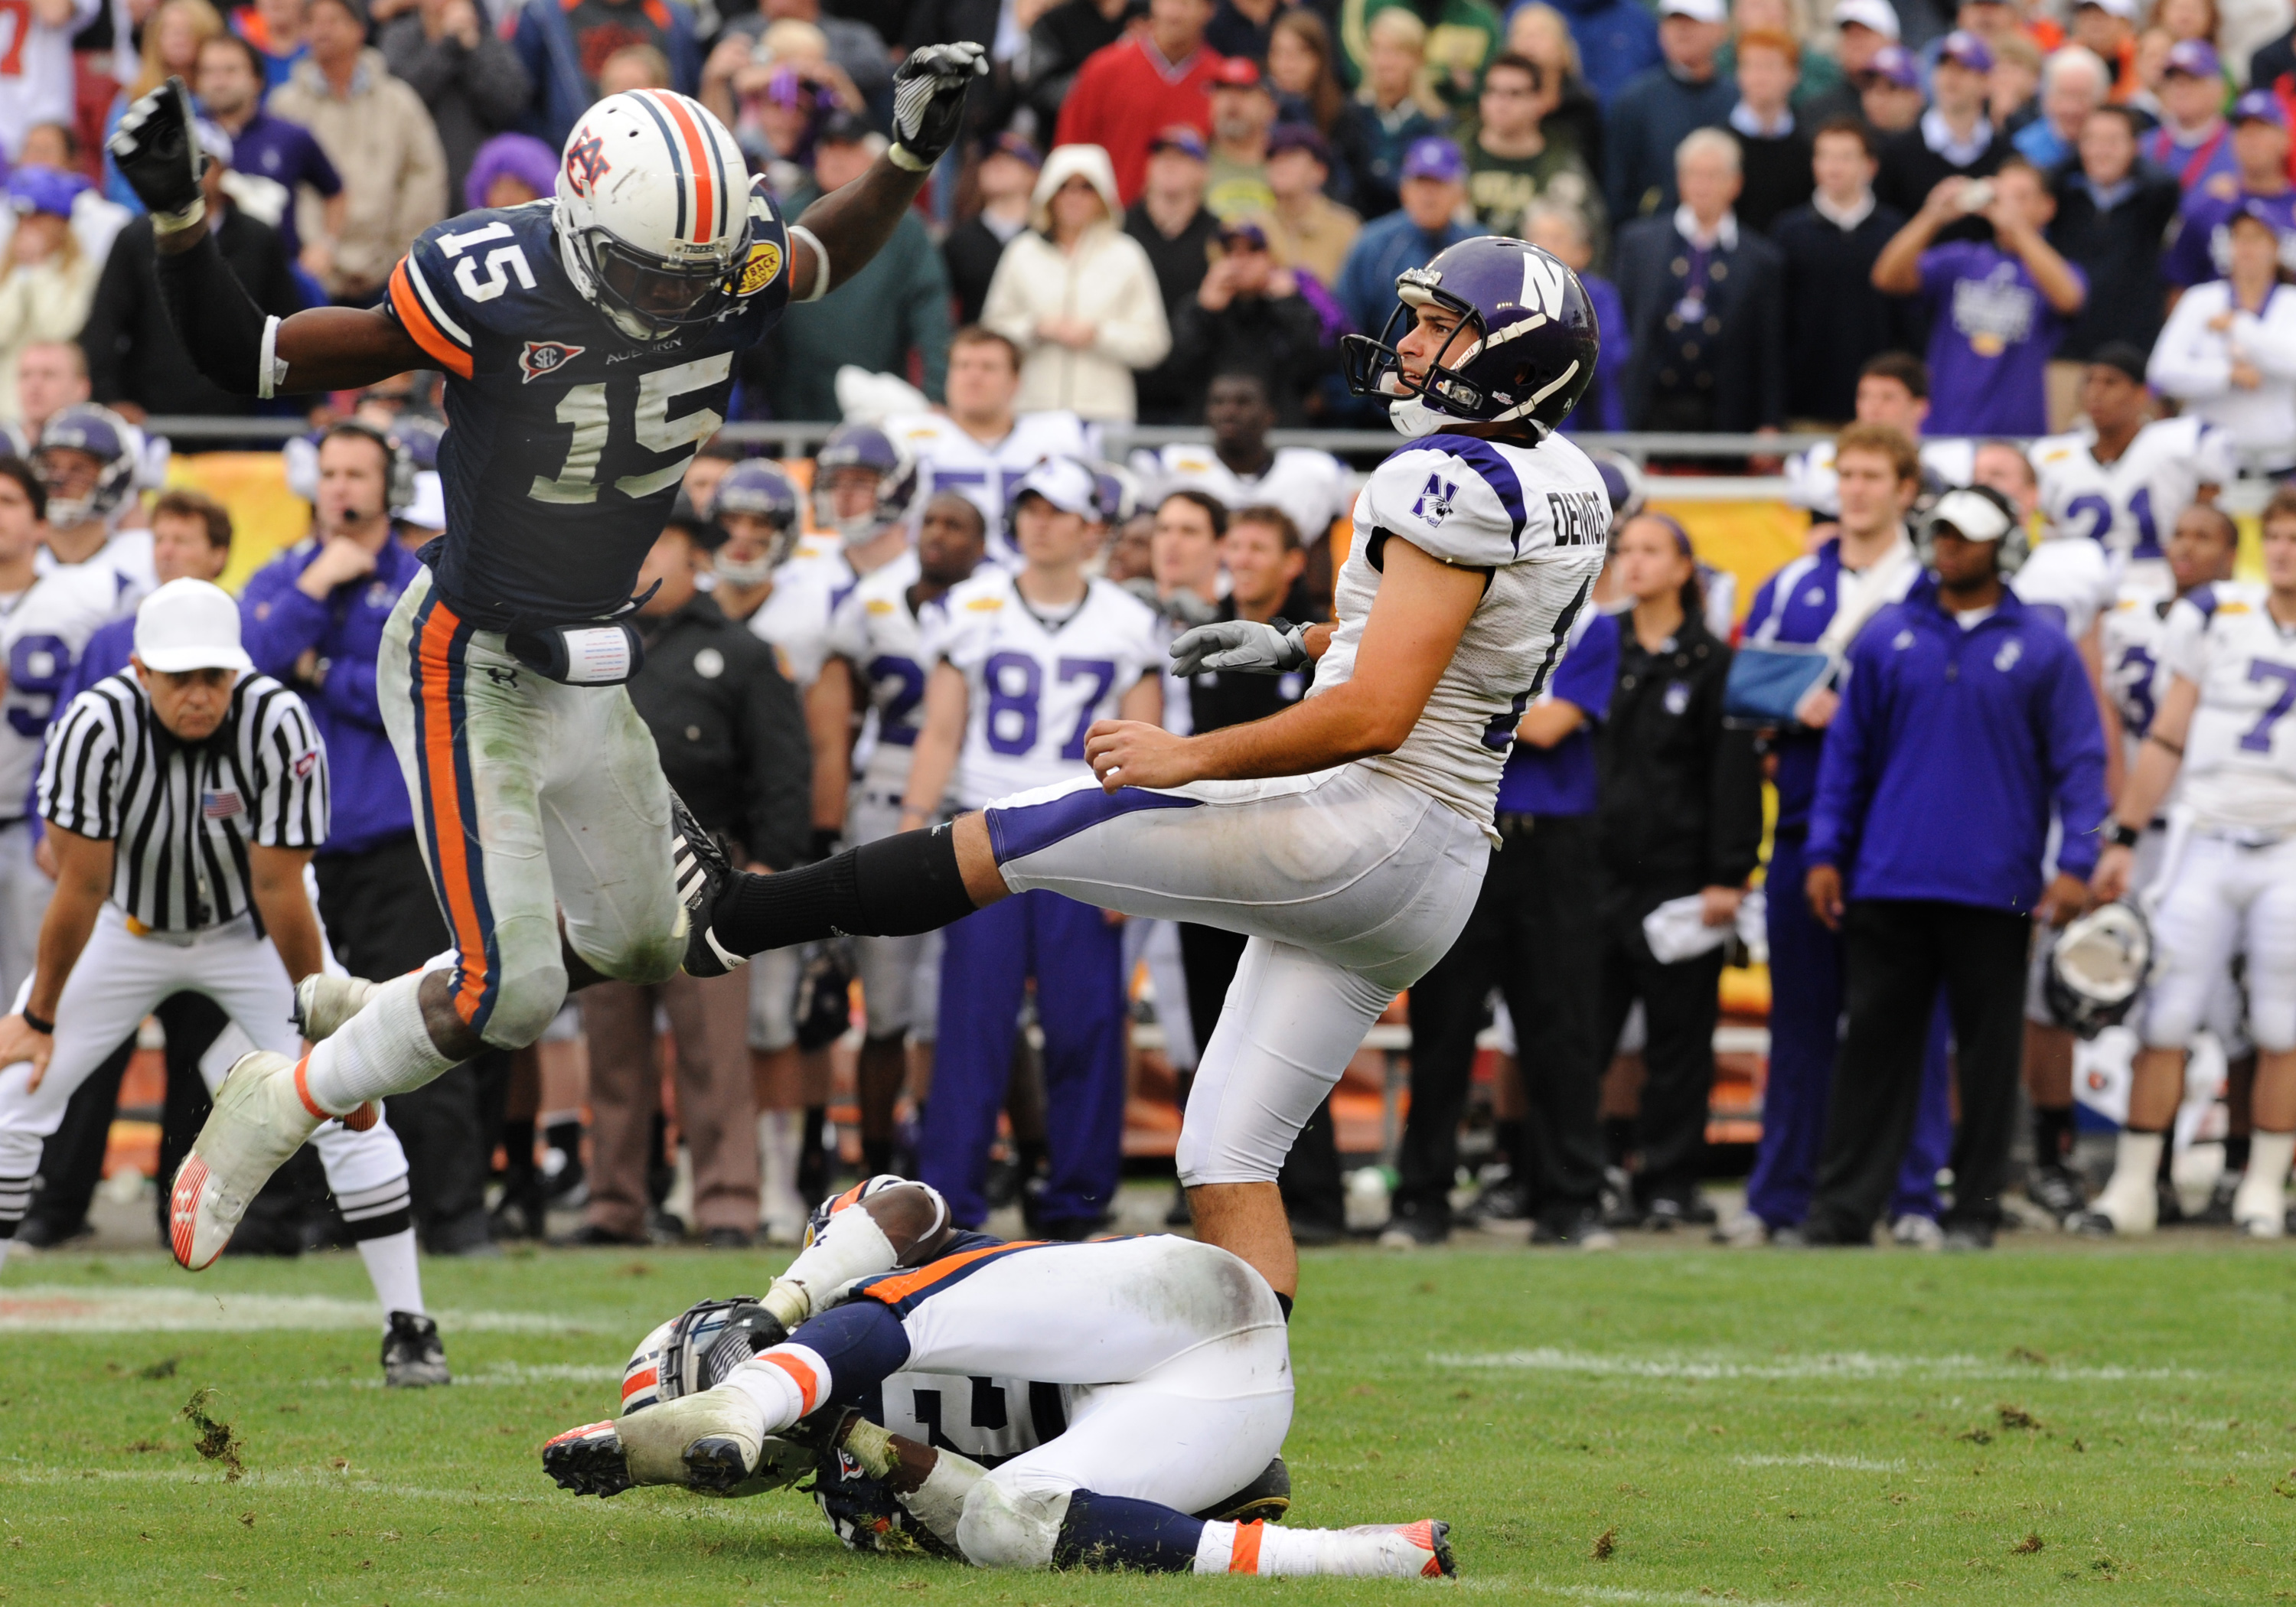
[1400,135,1467,184]
[2233,88,2287,126]
[983,130,1042,168]
[2163,38,2221,79]
[1861,42,1920,88]
[1936,28,1994,74]
[7,166,88,219]
[1148,125,1208,161]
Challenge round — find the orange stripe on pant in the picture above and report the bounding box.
[414,595,493,1028]
[857,1240,1048,1308]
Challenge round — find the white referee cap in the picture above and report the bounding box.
[135,579,253,674]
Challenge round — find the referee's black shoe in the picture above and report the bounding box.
[671,789,745,979]
[382,1311,450,1387]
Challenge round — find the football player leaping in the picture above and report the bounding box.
[540,1178,1453,1579]
[675,236,1611,1302]
[99,52,991,1270]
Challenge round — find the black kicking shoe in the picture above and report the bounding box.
[672,790,745,979]
[1195,1456,1291,1523]
[2025,1162,2088,1223]
[382,1311,450,1387]
[542,1420,631,1497]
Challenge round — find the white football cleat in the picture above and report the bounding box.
[294,973,380,1041]
[1343,1520,1456,1579]
[168,1052,325,1270]
[2232,1173,2287,1238]
[611,1386,767,1493]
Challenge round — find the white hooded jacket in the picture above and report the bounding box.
[980,143,1172,423]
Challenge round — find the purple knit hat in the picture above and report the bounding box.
[465,133,561,212]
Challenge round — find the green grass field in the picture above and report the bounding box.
[5,1236,2295,1605]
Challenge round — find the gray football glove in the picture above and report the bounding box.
[1169,619,1309,677]
[108,76,207,231]
[888,41,988,172]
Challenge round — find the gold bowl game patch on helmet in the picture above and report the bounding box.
[739,240,782,295]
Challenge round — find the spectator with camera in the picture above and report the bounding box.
[1800,484,2108,1250]
[1169,220,1329,425]
[1875,30,2006,228]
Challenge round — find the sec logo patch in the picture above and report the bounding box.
[738,241,782,296]
[519,341,586,383]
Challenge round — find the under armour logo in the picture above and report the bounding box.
[485,666,520,687]
[1413,474,1459,527]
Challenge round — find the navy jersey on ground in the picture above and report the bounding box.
[384,194,792,631]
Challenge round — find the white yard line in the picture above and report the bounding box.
[1733,1452,1904,1472]
[1430,1348,2202,1383]
[0,1285,589,1335]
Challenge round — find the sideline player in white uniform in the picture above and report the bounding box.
[815,492,987,1178]
[1783,353,1975,524]
[0,583,437,1381]
[541,1178,1453,1578]
[1133,370,1355,553]
[31,404,158,608]
[2091,490,2296,1237]
[883,326,1096,562]
[120,47,999,1270]
[683,236,1611,1300]
[0,458,119,1006]
[2030,345,2235,588]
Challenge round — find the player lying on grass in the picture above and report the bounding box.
[540,1178,1455,1578]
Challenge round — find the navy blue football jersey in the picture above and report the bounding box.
[383,193,791,630]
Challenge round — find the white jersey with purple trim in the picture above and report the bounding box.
[2031,417,2235,575]
[826,549,951,795]
[1316,429,1609,831]
[2102,582,2176,748]
[925,569,1164,810]
[1785,437,1975,520]
[748,535,855,690]
[0,562,128,811]
[2010,530,2115,641]
[1133,443,1358,548]
[884,410,1099,564]
[2159,582,2296,833]
[35,527,157,616]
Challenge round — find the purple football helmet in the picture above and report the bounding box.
[1342,236,1600,437]
[814,422,918,541]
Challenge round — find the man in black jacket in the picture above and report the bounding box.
[1874,28,2004,237]
[569,506,812,1248]
[2047,106,2180,367]
[1169,220,1329,423]
[1614,127,1786,432]
[1126,127,1223,424]
[1772,117,1913,423]
[80,122,302,427]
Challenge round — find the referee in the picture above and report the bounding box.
[0,580,446,1385]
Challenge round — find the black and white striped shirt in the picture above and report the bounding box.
[37,672,329,933]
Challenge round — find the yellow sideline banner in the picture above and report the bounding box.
[166,452,313,595]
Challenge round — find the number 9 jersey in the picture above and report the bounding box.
[2160,581,2296,833]
[383,185,792,632]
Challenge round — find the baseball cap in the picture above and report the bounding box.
[1267,122,1331,164]
[1924,486,2018,546]
[981,130,1042,168]
[7,166,87,220]
[1013,457,1101,520]
[2075,0,2136,16]
[1400,135,1467,184]
[1218,219,1270,251]
[2087,342,2149,386]
[1658,0,1726,20]
[1148,125,1208,161]
[1861,43,1920,88]
[2234,88,2287,125]
[1208,55,1264,89]
[2163,38,2221,79]
[1936,29,1994,73]
[815,109,877,147]
[1834,0,1900,39]
[135,579,254,675]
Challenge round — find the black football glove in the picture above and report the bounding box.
[108,76,207,231]
[887,41,987,173]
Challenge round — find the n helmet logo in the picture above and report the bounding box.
[1518,249,1568,321]
[1413,474,1459,527]
[565,134,611,197]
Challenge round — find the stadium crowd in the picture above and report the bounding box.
[0,0,2291,1263]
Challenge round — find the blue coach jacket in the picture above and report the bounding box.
[240,538,424,859]
[1805,578,2109,915]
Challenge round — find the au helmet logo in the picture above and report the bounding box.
[565,134,610,197]
[520,341,587,383]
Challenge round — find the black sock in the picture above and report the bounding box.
[1274,1291,1293,1322]
[2226,1133,2252,1173]
[711,827,977,957]
[2031,1104,2073,1168]
[498,1116,536,1187]
[1494,1118,1527,1177]
[797,1105,830,1201]
[862,1136,893,1177]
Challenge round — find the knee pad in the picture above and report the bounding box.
[2140,973,2207,1052]
[480,962,571,1050]
[588,914,687,990]
[956,1477,1071,1570]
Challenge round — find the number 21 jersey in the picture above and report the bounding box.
[384,189,791,631]
[924,569,1164,810]
[2160,582,2296,832]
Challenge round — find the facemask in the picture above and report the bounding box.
[713,549,778,586]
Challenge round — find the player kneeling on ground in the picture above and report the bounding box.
[540,1179,1453,1578]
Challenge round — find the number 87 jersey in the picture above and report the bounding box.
[2161,581,2296,833]
[384,187,791,632]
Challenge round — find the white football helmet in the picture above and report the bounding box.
[553,90,768,341]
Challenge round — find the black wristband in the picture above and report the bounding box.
[2108,822,2142,850]
[20,1009,53,1035]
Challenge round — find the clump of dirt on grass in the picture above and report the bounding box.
[179,1388,243,1481]
[2014,1533,2044,1554]
[1591,1527,1617,1561]
[1997,1403,2044,1432]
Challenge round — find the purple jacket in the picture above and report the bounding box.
[240,536,422,857]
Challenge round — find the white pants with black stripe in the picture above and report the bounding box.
[983,764,1489,1187]
[0,905,413,1239]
